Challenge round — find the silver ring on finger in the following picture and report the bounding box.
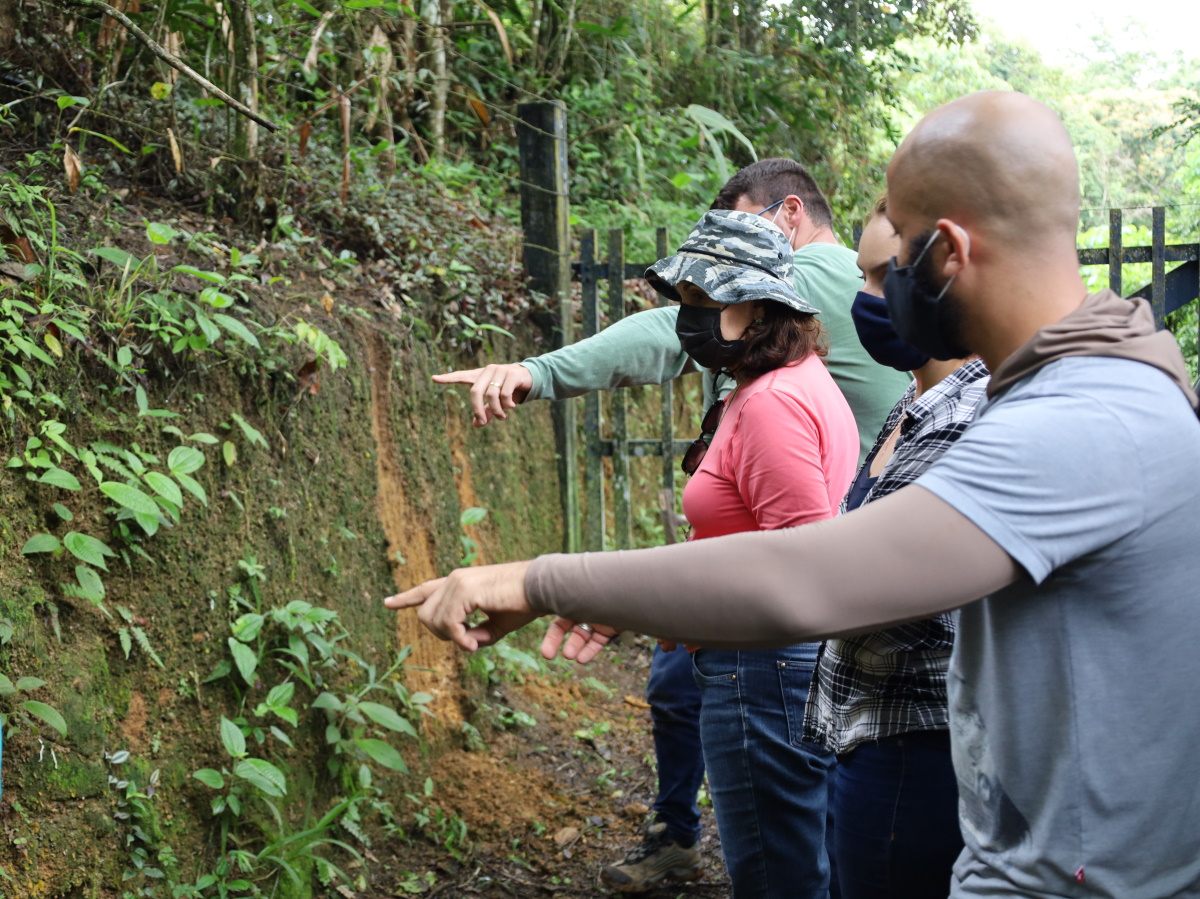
[488,381,502,388]
[577,623,594,634]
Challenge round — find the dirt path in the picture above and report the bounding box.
[364,635,731,898]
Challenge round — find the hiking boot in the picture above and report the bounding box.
[600,821,705,892]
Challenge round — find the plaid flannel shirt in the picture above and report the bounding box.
[802,359,991,754]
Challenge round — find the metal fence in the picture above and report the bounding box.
[516,101,1200,555]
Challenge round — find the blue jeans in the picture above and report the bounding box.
[830,729,962,899]
[646,644,705,845]
[693,644,837,899]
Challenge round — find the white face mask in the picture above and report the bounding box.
[769,200,800,249]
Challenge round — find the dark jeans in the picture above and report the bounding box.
[830,729,963,899]
[693,644,837,899]
[646,643,705,845]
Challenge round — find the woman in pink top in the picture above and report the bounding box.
[647,209,859,898]
[683,351,856,538]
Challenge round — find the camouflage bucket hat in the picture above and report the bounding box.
[645,209,820,315]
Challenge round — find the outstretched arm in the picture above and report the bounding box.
[385,485,1020,652]
[521,306,694,402]
[432,306,697,426]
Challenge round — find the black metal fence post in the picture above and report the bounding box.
[608,229,632,549]
[1152,206,1166,327]
[654,227,679,544]
[517,101,579,553]
[580,229,606,552]
[1108,208,1123,296]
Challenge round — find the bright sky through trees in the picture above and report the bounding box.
[969,0,1200,64]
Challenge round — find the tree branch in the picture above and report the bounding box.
[68,0,280,133]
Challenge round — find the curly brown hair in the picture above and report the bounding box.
[730,301,827,382]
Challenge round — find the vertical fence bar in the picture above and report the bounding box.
[517,101,578,553]
[1108,208,1123,297]
[580,229,606,552]
[655,226,679,544]
[656,227,674,496]
[608,229,632,550]
[1152,206,1166,329]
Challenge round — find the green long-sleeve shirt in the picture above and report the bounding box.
[522,243,911,465]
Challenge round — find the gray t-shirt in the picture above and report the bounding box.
[919,357,1200,898]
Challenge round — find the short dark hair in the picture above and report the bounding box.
[731,303,827,383]
[712,158,834,228]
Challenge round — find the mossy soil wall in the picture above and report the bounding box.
[0,311,564,897]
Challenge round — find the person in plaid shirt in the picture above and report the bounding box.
[802,196,990,899]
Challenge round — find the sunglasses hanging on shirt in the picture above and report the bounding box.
[682,399,725,476]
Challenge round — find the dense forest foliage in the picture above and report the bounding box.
[5,1,1199,237]
[5,1,1198,254]
[1,1,982,247]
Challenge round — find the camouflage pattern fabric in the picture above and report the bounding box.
[645,209,821,315]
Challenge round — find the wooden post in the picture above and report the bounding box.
[608,229,632,550]
[517,101,579,553]
[1108,208,1122,297]
[1152,206,1166,328]
[580,229,606,552]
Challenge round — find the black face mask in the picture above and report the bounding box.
[851,290,931,372]
[675,303,744,371]
[883,230,971,361]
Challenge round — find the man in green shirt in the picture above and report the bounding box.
[442,162,908,466]
[433,158,908,893]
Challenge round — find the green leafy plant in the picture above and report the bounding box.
[117,606,166,669]
[405,778,469,861]
[310,651,417,777]
[458,506,488,566]
[107,751,178,897]
[0,673,67,739]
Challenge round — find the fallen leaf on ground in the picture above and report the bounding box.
[623,695,651,709]
[63,144,81,192]
[552,826,578,847]
[297,359,319,395]
[167,128,183,173]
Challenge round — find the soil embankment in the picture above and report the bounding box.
[366,635,730,899]
[0,192,565,896]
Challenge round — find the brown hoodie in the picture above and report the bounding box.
[988,290,1197,408]
[523,293,1197,645]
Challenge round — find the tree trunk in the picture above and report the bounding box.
[529,0,543,70]
[225,0,258,161]
[0,0,17,53]
[423,0,450,160]
[392,12,429,164]
[706,0,735,48]
[737,0,764,53]
[544,0,575,86]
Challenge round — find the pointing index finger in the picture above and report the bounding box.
[383,577,447,610]
[432,368,484,385]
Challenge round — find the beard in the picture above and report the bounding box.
[911,230,973,359]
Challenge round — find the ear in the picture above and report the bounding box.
[936,218,971,277]
[780,194,806,229]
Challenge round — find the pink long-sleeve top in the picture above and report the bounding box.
[682,354,859,539]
